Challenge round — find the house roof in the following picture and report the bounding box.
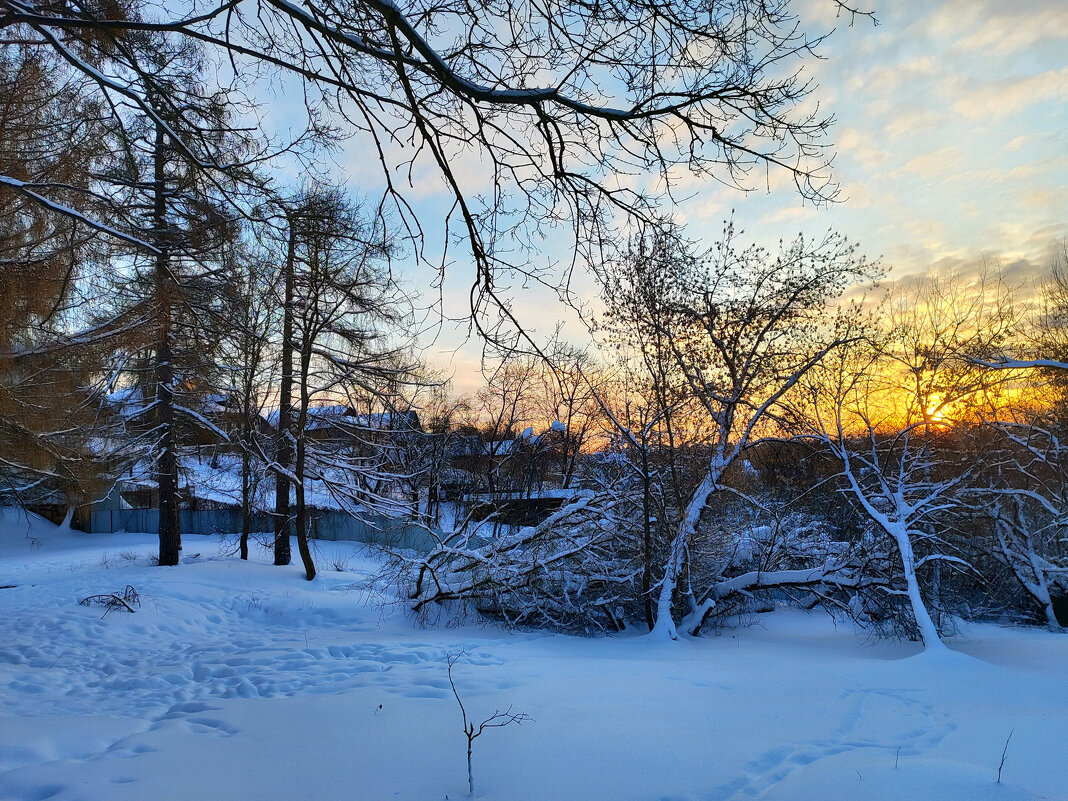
[264,406,419,432]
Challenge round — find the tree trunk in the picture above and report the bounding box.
[294,435,315,581]
[273,223,296,565]
[293,314,315,582]
[466,738,474,797]
[153,121,180,567]
[240,441,251,560]
[640,439,654,631]
[651,471,716,639]
[890,523,945,650]
[156,314,180,565]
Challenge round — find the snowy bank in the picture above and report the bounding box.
[0,513,1064,800]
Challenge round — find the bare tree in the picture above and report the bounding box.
[801,344,971,650]
[968,402,1068,628]
[975,244,1068,373]
[271,197,298,567]
[598,221,876,638]
[216,243,275,559]
[594,351,700,630]
[885,268,1021,426]
[271,185,414,580]
[534,338,605,490]
[388,378,465,527]
[976,255,1068,624]
[956,250,1068,625]
[2,0,858,337]
[407,485,641,632]
[470,354,541,501]
[797,270,1030,647]
[446,651,531,798]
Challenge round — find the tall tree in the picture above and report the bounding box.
[272,201,298,566]
[216,243,275,560]
[799,271,1021,648]
[534,339,604,490]
[977,419,1067,628]
[801,342,962,651]
[102,36,249,565]
[273,185,413,580]
[599,221,877,638]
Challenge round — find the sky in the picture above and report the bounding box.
[325,0,1068,396]
[734,0,1068,285]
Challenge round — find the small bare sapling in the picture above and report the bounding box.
[446,651,531,797]
[997,728,1015,783]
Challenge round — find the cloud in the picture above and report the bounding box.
[836,181,877,209]
[952,3,1068,57]
[844,55,941,99]
[896,146,964,179]
[759,204,820,227]
[1022,187,1068,212]
[795,0,858,30]
[676,195,730,228]
[913,0,1067,57]
[879,248,1047,296]
[835,128,890,171]
[882,110,941,141]
[916,0,986,44]
[951,66,1068,121]
[1004,131,1066,153]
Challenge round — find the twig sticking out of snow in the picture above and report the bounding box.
[446,650,531,797]
[997,728,1015,783]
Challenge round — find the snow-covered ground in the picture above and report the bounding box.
[1,509,1064,801]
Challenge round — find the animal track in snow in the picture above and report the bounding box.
[717,687,959,801]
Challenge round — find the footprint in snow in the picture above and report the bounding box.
[717,687,959,801]
[183,716,239,737]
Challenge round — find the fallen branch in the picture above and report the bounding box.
[79,585,141,615]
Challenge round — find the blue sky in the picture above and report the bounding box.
[323,0,1068,394]
[722,0,1068,283]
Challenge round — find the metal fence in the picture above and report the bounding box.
[89,508,437,553]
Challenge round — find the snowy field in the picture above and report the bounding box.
[1,510,1065,801]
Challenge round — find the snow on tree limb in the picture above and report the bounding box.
[0,174,159,253]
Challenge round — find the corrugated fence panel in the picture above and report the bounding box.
[91,509,161,534]
[90,508,436,553]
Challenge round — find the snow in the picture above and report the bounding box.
[115,452,365,513]
[1,508,1066,801]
